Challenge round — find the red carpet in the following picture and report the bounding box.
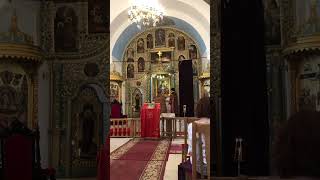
[169,144,183,154]
[110,139,170,180]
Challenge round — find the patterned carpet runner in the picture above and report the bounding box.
[110,139,171,180]
[169,144,183,154]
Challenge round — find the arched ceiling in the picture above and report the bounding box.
[112,16,207,60]
[111,0,210,61]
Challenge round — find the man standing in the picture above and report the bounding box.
[169,88,179,116]
[154,90,166,114]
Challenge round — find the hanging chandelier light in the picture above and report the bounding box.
[128,0,164,29]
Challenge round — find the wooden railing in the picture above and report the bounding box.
[110,118,140,137]
[110,117,200,148]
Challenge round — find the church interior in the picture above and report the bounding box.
[0,0,320,180]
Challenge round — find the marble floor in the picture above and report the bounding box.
[58,138,183,180]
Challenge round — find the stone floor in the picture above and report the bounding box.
[57,138,183,180]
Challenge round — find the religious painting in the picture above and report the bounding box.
[137,38,144,53]
[154,76,170,96]
[138,57,145,72]
[151,52,160,63]
[88,0,109,33]
[0,70,28,127]
[264,0,281,45]
[71,86,102,160]
[133,89,142,112]
[54,6,78,52]
[110,82,120,101]
[147,34,153,49]
[162,52,172,62]
[79,103,97,156]
[150,51,171,63]
[127,64,134,78]
[189,45,197,59]
[192,61,198,76]
[177,36,185,51]
[155,29,166,47]
[168,33,175,47]
[127,48,134,62]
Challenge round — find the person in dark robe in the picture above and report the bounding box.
[135,94,141,111]
[80,104,96,154]
[169,88,179,116]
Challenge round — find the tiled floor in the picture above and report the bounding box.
[58,138,183,180]
[110,137,131,152]
[164,138,184,180]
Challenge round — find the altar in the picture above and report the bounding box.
[140,103,161,138]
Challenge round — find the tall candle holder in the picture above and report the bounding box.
[183,105,186,117]
[233,137,243,176]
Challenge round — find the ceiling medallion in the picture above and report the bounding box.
[128,0,164,29]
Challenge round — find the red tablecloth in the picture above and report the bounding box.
[140,103,160,138]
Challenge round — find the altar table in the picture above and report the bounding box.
[140,103,161,138]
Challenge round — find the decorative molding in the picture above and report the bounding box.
[0,43,43,63]
[283,34,320,57]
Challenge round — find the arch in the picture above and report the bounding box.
[110,0,209,57]
[70,82,109,139]
[112,17,207,60]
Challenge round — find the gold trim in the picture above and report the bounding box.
[0,43,43,63]
[110,139,140,160]
[139,139,170,180]
[283,34,320,56]
[149,47,174,53]
[199,72,210,80]
[110,71,124,82]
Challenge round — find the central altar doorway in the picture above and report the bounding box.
[151,73,173,100]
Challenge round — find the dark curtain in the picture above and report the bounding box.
[220,0,269,176]
[179,60,194,117]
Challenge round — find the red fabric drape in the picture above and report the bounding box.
[111,103,122,118]
[97,135,110,180]
[140,103,160,138]
[4,135,33,180]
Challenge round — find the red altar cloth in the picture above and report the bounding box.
[140,103,161,138]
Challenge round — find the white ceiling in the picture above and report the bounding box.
[110,0,210,61]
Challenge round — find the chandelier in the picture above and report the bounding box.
[128,0,164,29]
